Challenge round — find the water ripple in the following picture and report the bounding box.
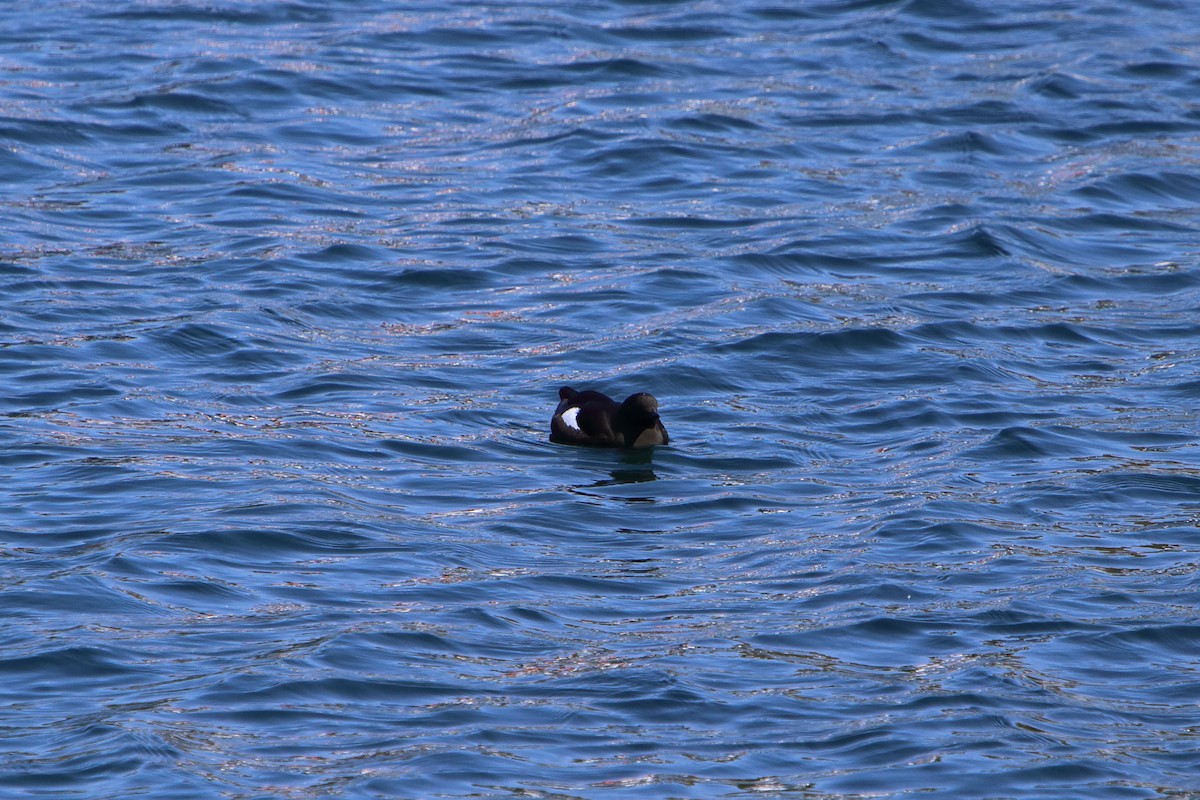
[3,0,1200,798]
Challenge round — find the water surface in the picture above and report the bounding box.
[3,1,1200,798]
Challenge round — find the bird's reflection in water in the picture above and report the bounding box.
[606,467,657,485]
[565,448,660,502]
[607,447,657,486]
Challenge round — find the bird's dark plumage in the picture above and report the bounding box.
[550,386,669,448]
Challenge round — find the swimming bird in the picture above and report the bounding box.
[550,386,669,448]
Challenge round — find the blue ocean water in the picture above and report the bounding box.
[3,0,1199,797]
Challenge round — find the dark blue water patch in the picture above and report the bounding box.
[0,645,145,686]
[0,117,101,147]
[1100,623,1200,656]
[665,111,766,135]
[379,265,500,291]
[1011,270,1200,305]
[491,233,610,255]
[1119,60,1198,81]
[485,126,627,160]
[962,425,1105,460]
[1072,170,1200,208]
[1028,625,1200,694]
[1050,211,1197,235]
[1099,268,1200,297]
[215,74,302,107]
[4,0,1200,797]
[1081,116,1200,140]
[95,3,336,25]
[204,674,490,707]
[1027,71,1098,101]
[276,118,388,147]
[728,251,866,276]
[381,438,485,464]
[750,617,973,669]
[1081,472,1200,504]
[294,243,392,265]
[417,25,520,49]
[1168,378,1200,398]
[2,567,167,617]
[900,0,998,21]
[107,90,245,117]
[767,228,1018,275]
[163,524,386,560]
[3,382,121,414]
[0,147,61,185]
[899,129,1020,158]
[838,401,957,439]
[625,214,769,230]
[501,58,676,90]
[606,22,733,44]
[576,138,723,179]
[721,326,909,357]
[147,322,246,359]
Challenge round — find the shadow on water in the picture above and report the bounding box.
[609,447,659,485]
[560,446,662,502]
[606,466,657,485]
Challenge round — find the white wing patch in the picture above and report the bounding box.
[561,406,582,431]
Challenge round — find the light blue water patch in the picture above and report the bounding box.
[2,1,1199,798]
